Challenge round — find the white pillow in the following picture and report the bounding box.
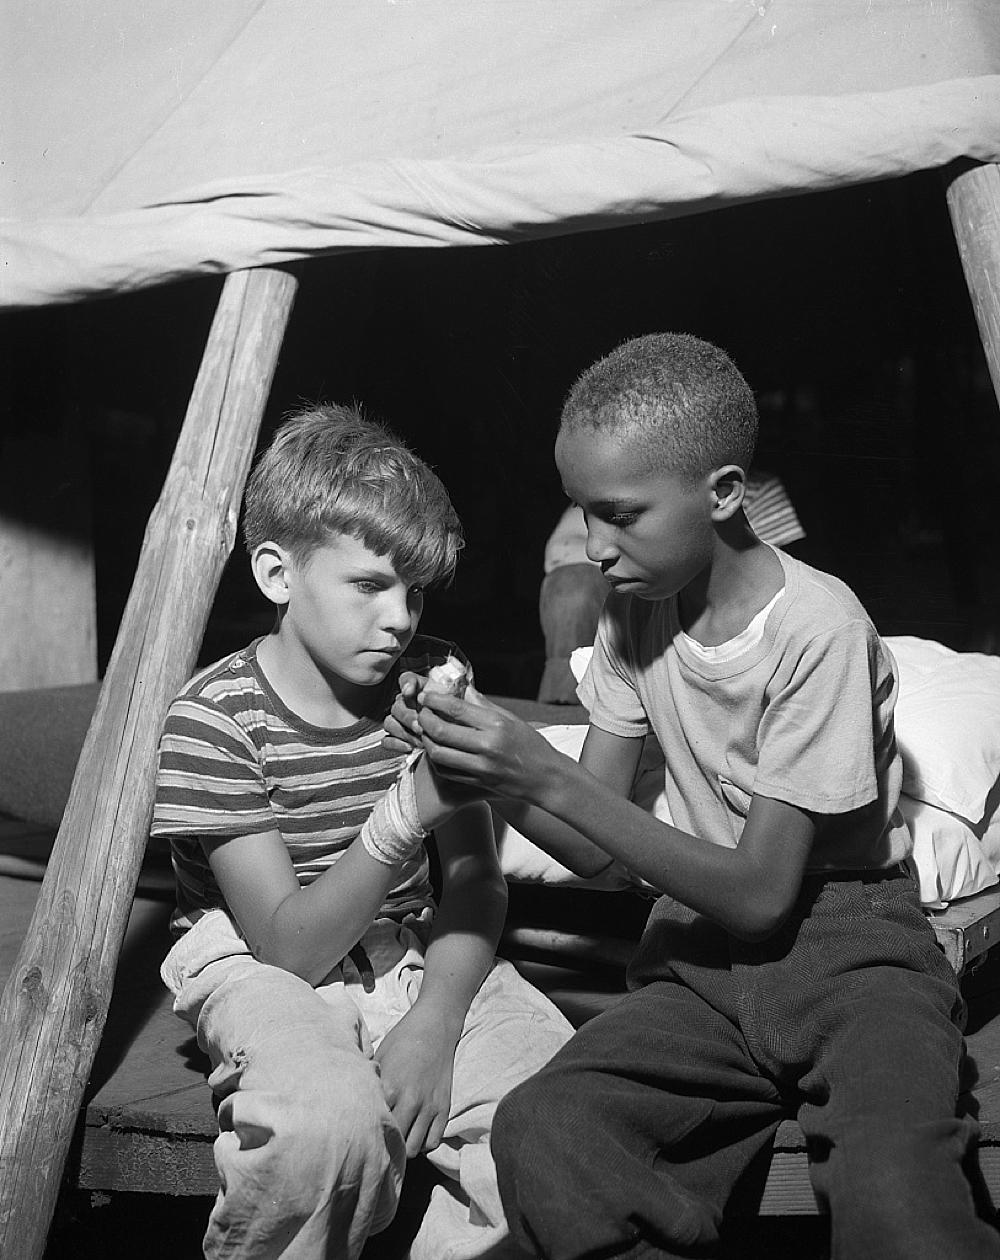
[900,795,999,910]
[886,636,1000,828]
[970,795,1000,874]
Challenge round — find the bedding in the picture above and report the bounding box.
[495,638,1000,910]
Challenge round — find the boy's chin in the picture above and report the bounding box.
[351,656,399,686]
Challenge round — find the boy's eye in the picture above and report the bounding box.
[608,512,638,528]
[354,580,382,594]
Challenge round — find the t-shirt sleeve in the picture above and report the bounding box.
[151,694,276,841]
[576,595,651,739]
[754,619,886,814]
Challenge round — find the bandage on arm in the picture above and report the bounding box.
[359,756,429,865]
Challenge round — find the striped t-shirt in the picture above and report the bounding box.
[151,634,465,935]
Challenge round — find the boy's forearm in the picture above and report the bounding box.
[524,757,810,941]
[492,798,617,878]
[419,801,508,1031]
[260,843,403,984]
[417,869,507,1034]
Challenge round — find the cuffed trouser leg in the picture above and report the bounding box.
[163,912,405,1260]
[199,963,404,1260]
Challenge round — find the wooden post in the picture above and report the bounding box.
[0,264,299,1260]
[944,161,1000,412]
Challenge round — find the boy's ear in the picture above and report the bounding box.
[708,466,746,522]
[251,542,293,606]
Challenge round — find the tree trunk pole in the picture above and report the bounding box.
[0,264,299,1260]
[944,161,1000,412]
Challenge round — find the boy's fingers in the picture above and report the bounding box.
[384,709,421,741]
[423,1111,447,1153]
[404,1111,432,1159]
[416,689,495,729]
[415,705,489,750]
[397,670,424,696]
[388,696,422,734]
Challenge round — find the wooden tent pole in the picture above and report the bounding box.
[0,264,299,1260]
[944,161,1000,411]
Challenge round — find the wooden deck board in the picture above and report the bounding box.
[7,839,1000,1214]
[929,885,1000,973]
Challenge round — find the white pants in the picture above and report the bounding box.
[161,908,573,1260]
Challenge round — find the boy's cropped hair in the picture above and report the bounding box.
[243,403,464,586]
[561,332,758,481]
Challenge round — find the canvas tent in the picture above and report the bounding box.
[2,0,999,307]
[1,3,999,1257]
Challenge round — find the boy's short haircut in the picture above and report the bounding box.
[243,403,464,586]
[560,333,758,481]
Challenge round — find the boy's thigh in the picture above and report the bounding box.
[512,980,784,1143]
[800,962,968,1130]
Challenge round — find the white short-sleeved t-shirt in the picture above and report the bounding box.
[578,548,911,871]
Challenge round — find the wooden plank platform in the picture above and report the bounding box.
[7,799,1000,1223]
[929,884,1000,974]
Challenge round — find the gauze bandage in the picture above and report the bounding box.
[359,752,429,865]
[424,655,471,698]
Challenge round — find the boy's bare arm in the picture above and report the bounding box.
[412,692,817,941]
[204,736,494,986]
[385,675,629,878]
[374,801,506,1155]
[204,825,411,986]
[491,723,643,877]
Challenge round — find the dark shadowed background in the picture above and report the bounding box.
[3,169,998,699]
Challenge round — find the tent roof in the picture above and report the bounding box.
[2,0,999,308]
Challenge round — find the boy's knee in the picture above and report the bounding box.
[493,1069,581,1180]
[225,1051,400,1180]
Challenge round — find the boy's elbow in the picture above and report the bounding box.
[728,892,793,943]
[730,915,783,945]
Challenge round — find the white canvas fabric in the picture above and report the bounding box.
[2,0,999,306]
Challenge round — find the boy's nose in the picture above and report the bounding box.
[585,524,618,565]
[383,592,415,634]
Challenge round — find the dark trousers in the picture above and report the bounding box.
[493,871,1000,1259]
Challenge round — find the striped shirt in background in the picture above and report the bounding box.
[543,471,805,574]
[742,471,806,549]
[151,635,465,936]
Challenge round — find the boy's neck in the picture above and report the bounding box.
[678,535,784,648]
[255,633,386,728]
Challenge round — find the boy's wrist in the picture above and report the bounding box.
[520,736,577,815]
[412,754,452,831]
[406,989,467,1044]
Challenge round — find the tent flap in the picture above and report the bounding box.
[2,0,999,307]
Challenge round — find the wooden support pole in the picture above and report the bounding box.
[0,264,299,1260]
[944,161,1000,412]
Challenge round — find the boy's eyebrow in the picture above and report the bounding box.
[345,562,399,580]
[588,496,643,512]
